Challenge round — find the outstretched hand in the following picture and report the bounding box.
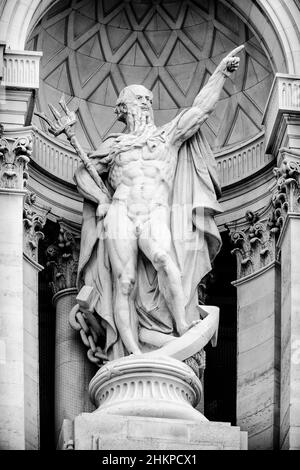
[217,44,244,75]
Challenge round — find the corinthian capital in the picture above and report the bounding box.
[0,133,32,190]
[272,148,300,222]
[226,206,280,279]
[46,221,80,295]
[23,192,49,262]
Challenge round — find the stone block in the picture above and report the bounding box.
[72,413,247,450]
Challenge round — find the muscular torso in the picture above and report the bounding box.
[107,137,178,217]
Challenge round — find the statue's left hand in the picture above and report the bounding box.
[217,45,244,75]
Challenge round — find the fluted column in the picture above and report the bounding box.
[46,222,95,445]
[0,130,31,449]
[273,149,300,449]
[227,207,281,449]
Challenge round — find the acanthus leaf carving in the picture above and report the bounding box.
[46,222,80,295]
[272,148,300,223]
[226,207,279,279]
[23,192,49,262]
[0,133,32,190]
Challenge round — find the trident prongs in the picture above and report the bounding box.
[48,103,62,121]
[34,94,77,137]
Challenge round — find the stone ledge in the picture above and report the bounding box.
[60,413,248,450]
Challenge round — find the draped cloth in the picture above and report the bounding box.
[74,125,223,360]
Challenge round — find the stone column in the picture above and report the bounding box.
[262,73,300,450]
[46,222,95,445]
[0,130,31,449]
[23,191,48,449]
[272,149,300,449]
[227,207,281,449]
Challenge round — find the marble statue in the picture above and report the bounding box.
[37,46,243,363]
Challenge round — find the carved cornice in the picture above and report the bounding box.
[46,221,80,295]
[226,205,280,279]
[23,191,49,262]
[262,74,300,155]
[0,133,32,189]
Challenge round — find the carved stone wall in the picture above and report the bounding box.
[27,0,273,152]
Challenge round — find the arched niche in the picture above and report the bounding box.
[1,0,299,75]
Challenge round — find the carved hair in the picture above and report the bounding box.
[114,85,153,123]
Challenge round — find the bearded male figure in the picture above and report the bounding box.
[74,47,242,359]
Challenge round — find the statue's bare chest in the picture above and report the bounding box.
[108,139,177,190]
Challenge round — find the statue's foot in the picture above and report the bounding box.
[177,319,202,336]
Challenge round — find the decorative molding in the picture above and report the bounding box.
[231,260,280,287]
[46,221,80,295]
[2,49,42,89]
[263,74,300,153]
[215,132,272,187]
[226,205,280,279]
[31,126,271,189]
[31,126,80,185]
[0,42,5,81]
[89,355,205,422]
[23,191,49,262]
[0,132,32,189]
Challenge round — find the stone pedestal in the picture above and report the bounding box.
[73,414,247,450]
[58,355,247,450]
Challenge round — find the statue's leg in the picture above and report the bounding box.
[104,205,141,355]
[138,207,189,336]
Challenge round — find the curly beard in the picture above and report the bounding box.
[125,103,155,135]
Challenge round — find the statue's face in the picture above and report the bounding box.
[115,85,154,125]
[127,85,153,112]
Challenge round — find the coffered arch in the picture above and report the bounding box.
[1,0,299,75]
[18,0,274,154]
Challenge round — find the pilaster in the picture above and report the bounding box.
[227,205,280,449]
[23,191,48,449]
[0,127,31,449]
[272,149,300,449]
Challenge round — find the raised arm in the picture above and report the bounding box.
[169,45,244,146]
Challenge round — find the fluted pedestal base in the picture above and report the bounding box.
[88,355,206,422]
[58,355,248,450]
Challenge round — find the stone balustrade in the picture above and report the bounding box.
[263,74,300,152]
[28,127,270,188]
[31,127,80,184]
[1,49,42,89]
[214,132,271,187]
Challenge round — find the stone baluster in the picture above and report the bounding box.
[23,191,48,449]
[227,206,281,449]
[0,129,31,449]
[272,148,300,450]
[46,221,95,445]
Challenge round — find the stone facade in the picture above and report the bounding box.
[0,0,300,451]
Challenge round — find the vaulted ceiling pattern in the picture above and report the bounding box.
[26,0,273,151]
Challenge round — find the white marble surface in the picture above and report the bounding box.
[235,262,280,449]
[0,191,26,449]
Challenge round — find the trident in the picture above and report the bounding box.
[35,95,111,200]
